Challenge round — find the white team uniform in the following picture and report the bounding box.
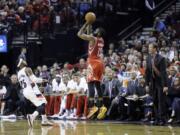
[58,82,68,114]
[52,78,61,93]
[17,67,47,107]
[77,77,88,93]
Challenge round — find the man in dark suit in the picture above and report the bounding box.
[102,69,122,108]
[145,43,168,125]
[125,72,140,121]
[102,69,122,119]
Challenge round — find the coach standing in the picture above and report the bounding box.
[145,43,168,125]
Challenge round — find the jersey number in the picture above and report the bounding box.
[20,80,27,89]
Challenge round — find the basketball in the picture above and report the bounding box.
[85,12,96,24]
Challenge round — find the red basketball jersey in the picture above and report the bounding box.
[88,37,104,60]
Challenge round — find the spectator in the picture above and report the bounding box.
[165,26,176,40]
[40,65,50,80]
[0,65,10,88]
[167,76,180,123]
[153,17,166,33]
[74,58,87,72]
[1,74,23,115]
[18,47,27,61]
[17,0,26,6]
[60,1,77,28]
[165,11,176,26]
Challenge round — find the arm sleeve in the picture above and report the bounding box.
[29,74,43,83]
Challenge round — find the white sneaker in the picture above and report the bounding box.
[41,120,53,126]
[80,116,87,120]
[27,114,34,127]
[50,114,59,118]
[59,113,68,119]
[67,113,76,119]
[69,115,77,120]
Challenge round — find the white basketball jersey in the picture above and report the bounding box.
[17,67,32,89]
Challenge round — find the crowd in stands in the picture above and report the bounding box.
[0,0,142,38]
[0,0,180,125]
[0,0,95,37]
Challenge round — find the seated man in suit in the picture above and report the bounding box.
[136,76,153,122]
[101,69,122,119]
[106,87,127,120]
[105,69,127,120]
[125,72,140,121]
[166,76,180,123]
[102,69,122,108]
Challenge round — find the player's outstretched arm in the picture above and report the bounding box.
[25,67,46,83]
[77,22,94,42]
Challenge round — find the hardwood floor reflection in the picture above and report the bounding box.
[0,120,180,135]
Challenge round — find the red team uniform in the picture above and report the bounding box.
[87,37,104,82]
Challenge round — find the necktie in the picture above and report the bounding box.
[109,81,112,98]
[151,56,155,78]
[171,77,175,86]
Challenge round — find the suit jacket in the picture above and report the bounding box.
[145,54,168,87]
[126,79,138,96]
[136,84,146,96]
[103,78,121,98]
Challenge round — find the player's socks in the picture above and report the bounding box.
[41,115,48,122]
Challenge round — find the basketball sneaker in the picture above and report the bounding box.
[87,106,98,119]
[41,120,53,126]
[97,105,107,120]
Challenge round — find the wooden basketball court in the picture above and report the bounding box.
[0,120,180,135]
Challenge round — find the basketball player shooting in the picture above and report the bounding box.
[77,12,106,119]
[17,58,53,127]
